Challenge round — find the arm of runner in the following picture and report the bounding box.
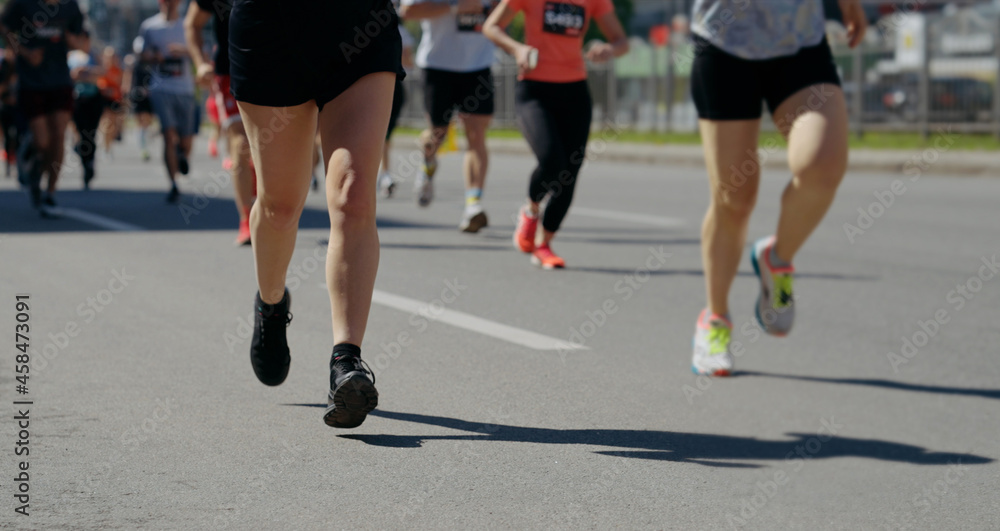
[399,0,458,20]
[184,1,214,86]
[64,5,87,52]
[838,0,867,48]
[586,9,629,63]
[482,0,535,77]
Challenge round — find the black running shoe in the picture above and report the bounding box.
[323,354,378,428]
[42,194,56,208]
[83,161,95,190]
[166,186,180,204]
[250,290,292,386]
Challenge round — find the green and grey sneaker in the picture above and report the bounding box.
[691,309,734,376]
[751,236,795,336]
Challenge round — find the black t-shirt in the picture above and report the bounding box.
[0,0,84,91]
[195,0,232,75]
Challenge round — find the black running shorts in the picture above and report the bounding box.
[691,35,841,121]
[422,67,495,127]
[229,0,403,110]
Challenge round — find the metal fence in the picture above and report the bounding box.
[398,4,1000,137]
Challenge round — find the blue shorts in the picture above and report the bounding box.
[151,90,196,137]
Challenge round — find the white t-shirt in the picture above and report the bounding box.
[401,0,496,72]
[691,0,826,60]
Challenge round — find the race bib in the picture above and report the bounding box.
[456,1,494,32]
[159,57,185,77]
[543,2,585,37]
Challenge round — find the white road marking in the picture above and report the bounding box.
[572,207,685,228]
[50,207,145,231]
[369,289,588,351]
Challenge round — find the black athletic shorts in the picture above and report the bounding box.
[386,78,405,139]
[422,67,494,127]
[131,88,154,115]
[691,35,841,121]
[229,0,403,110]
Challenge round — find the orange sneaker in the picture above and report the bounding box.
[222,157,233,171]
[235,218,251,246]
[514,207,538,253]
[208,138,219,158]
[531,244,565,269]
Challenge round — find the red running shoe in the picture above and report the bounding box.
[514,207,538,253]
[531,244,565,269]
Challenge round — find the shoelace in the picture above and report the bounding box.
[707,324,730,356]
[773,274,794,309]
[333,355,376,385]
[258,307,292,347]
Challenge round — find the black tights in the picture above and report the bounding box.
[515,80,592,233]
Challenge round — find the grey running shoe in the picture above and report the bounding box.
[414,170,433,207]
[751,236,795,336]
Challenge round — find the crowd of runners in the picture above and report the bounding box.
[3,0,867,427]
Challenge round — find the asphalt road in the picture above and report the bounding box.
[1,133,998,530]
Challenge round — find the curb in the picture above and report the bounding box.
[396,134,1000,176]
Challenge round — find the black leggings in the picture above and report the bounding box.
[515,80,592,233]
[73,93,104,167]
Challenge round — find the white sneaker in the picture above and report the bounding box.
[691,309,734,376]
[378,171,396,199]
[459,202,488,233]
[414,170,433,207]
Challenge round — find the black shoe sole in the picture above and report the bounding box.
[251,357,290,386]
[323,373,378,429]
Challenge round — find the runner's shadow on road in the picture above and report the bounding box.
[737,371,1000,400]
[568,266,878,281]
[0,189,332,233]
[284,407,992,467]
[1,189,459,234]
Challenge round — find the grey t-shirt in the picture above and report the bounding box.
[138,13,194,95]
[401,0,496,72]
[691,0,826,60]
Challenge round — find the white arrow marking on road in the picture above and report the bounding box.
[369,289,588,351]
[51,207,145,231]
[572,207,685,228]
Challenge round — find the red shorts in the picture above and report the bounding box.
[19,86,74,120]
[212,75,241,126]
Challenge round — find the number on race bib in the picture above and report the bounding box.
[542,2,586,37]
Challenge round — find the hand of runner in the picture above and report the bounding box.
[838,0,867,48]
[585,42,615,63]
[515,45,538,77]
[22,48,44,67]
[196,62,214,87]
[456,0,483,15]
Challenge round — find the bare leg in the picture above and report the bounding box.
[381,138,391,173]
[41,111,69,193]
[227,121,254,220]
[698,118,762,317]
[420,123,448,167]
[771,84,849,262]
[237,101,317,304]
[459,113,490,191]
[318,72,395,346]
[162,128,179,183]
